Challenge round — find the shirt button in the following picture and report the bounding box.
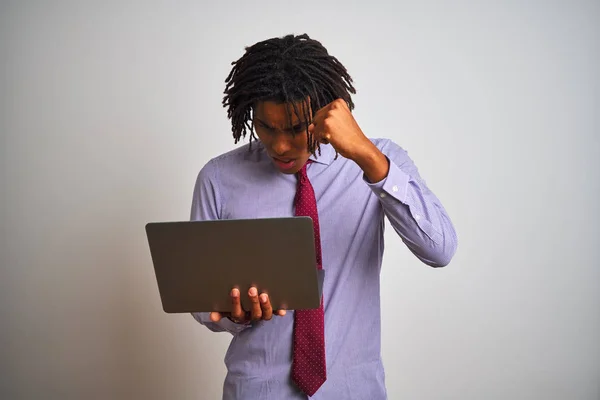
[380,192,386,198]
[415,214,421,221]
[392,185,399,192]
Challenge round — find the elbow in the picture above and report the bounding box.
[400,219,458,268]
[425,234,457,268]
[428,254,453,268]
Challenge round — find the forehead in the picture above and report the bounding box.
[254,100,311,127]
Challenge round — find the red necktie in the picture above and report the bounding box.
[291,161,327,396]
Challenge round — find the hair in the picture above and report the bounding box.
[222,33,356,155]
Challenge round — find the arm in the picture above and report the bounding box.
[307,99,457,267]
[359,139,458,267]
[189,160,251,335]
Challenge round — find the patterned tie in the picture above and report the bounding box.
[291,161,327,397]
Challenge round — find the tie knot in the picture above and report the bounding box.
[297,161,311,183]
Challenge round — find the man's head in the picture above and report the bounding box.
[222,34,356,174]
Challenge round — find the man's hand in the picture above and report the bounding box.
[209,287,286,324]
[308,98,389,182]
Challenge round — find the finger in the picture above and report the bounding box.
[308,121,330,144]
[248,287,262,320]
[276,309,287,317]
[209,311,223,322]
[259,293,273,320]
[320,132,331,144]
[230,288,245,321]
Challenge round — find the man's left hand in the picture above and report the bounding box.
[308,99,389,182]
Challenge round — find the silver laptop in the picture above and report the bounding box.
[145,217,323,313]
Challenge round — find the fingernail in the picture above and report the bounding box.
[248,287,257,296]
[260,294,268,303]
[231,288,239,297]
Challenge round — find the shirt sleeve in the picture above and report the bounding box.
[189,159,251,335]
[364,139,458,267]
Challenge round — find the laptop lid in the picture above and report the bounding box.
[145,217,323,313]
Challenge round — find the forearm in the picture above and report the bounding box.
[352,141,390,183]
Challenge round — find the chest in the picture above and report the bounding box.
[220,160,381,251]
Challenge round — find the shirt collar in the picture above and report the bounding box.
[309,143,335,165]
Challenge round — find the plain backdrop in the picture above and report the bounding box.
[1,1,599,399]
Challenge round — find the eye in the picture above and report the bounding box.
[256,121,273,131]
[291,123,307,133]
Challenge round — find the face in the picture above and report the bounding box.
[253,100,312,174]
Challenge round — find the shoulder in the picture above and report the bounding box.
[197,141,265,189]
[207,142,258,166]
[197,142,265,180]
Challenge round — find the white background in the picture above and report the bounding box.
[1,1,599,399]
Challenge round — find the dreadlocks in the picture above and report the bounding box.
[222,33,356,155]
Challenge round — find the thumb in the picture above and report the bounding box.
[209,312,223,322]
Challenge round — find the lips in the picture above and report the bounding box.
[273,157,297,171]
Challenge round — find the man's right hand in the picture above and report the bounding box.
[209,287,286,324]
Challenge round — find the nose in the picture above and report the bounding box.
[271,133,292,156]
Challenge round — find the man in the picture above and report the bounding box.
[190,33,457,399]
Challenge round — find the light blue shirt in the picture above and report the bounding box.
[190,138,457,399]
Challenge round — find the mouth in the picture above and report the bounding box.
[272,157,297,171]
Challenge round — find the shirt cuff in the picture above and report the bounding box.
[220,317,252,334]
[192,312,251,335]
[364,157,410,204]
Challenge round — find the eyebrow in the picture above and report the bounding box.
[254,118,308,132]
